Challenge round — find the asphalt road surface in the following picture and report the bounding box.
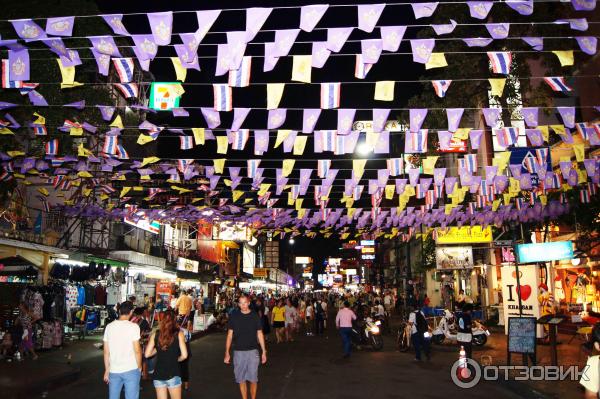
[41,325,523,399]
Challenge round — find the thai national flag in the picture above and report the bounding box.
[589,182,597,196]
[103,136,118,155]
[529,191,538,205]
[19,82,39,95]
[425,190,435,205]
[1,59,22,88]
[387,158,404,176]
[228,56,251,88]
[497,127,519,147]
[100,184,116,194]
[535,148,548,166]
[575,122,590,139]
[314,185,322,205]
[317,159,331,178]
[543,77,572,92]
[476,195,486,208]
[0,171,13,181]
[407,130,428,153]
[52,176,65,188]
[465,154,478,174]
[179,136,193,150]
[45,139,58,156]
[116,144,129,159]
[431,80,452,98]
[487,51,512,74]
[433,184,443,199]
[112,58,135,83]
[114,83,139,98]
[523,156,537,174]
[213,84,233,111]
[487,185,496,202]
[322,130,337,152]
[334,134,346,155]
[353,185,364,201]
[49,158,63,167]
[247,159,260,178]
[231,129,250,150]
[354,54,373,80]
[33,124,47,136]
[580,188,590,203]
[177,159,193,173]
[551,173,562,189]
[320,82,341,109]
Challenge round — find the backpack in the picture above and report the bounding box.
[315,301,324,316]
[414,311,428,335]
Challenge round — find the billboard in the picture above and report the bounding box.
[435,226,493,244]
[437,137,467,153]
[212,222,251,241]
[149,82,183,111]
[516,241,573,264]
[177,257,199,274]
[436,246,474,270]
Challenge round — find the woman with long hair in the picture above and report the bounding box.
[145,310,188,399]
[270,299,286,343]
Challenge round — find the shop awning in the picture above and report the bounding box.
[109,250,166,268]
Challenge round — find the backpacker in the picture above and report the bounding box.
[414,310,428,335]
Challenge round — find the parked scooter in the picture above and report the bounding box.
[351,315,384,350]
[431,309,490,346]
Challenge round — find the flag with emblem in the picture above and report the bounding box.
[320,82,341,109]
[487,51,512,74]
[213,83,233,111]
[112,58,135,83]
[114,83,139,98]
[431,80,451,98]
[1,59,22,88]
[544,76,572,92]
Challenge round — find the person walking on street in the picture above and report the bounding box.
[144,310,188,399]
[305,300,313,336]
[17,303,38,360]
[224,295,267,399]
[408,305,431,362]
[284,298,298,342]
[270,299,286,343]
[457,303,473,360]
[175,290,193,329]
[314,298,325,336]
[103,301,143,399]
[335,301,356,358]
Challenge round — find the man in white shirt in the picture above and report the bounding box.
[103,301,142,399]
[408,305,431,361]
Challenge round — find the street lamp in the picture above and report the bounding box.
[289,238,295,245]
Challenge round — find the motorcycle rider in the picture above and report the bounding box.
[408,304,430,361]
[457,303,473,359]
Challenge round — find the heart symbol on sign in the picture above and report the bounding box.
[516,285,532,301]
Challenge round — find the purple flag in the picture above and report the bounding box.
[576,37,597,55]
[42,38,69,58]
[584,159,597,176]
[312,42,331,68]
[226,31,247,70]
[92,49,111,76]
[380,26,407,52]
[254,130,269,155]
[493,175,507,193]
[373,109,391,133]
[374,131,390,154]
[559,161,572,179]
[82,122,97,133]
[327,27,353,53]
[268,109,287,129]
[246,8,272,42]
[557,107,576,128]
[519,174,532,190]
[338,109,356,135]
[509,164,522,178]
[148,12,173,45]
[558,128,574,144]
[179,33,200,58]
[522,107,538,127]
[522,37,543,51]
[174,44,200,71]
[357,4,385,33]
[89,36,121,57]
[8,49,29,81]
[396,179,408,195]
[97,106,115,121]
[302,109,321,133]
[446,108,464,132]
[344,131,360,153]
[408,168,420,186]
[299,169,312,194]
[11,19,46,41]
[469,130,484,150]
[571,0,596,11]
[486,23,510,39]
[485,166,498,182]
[526,129,544,146]
[65,100,85,110]
[216,44,232,75]
[102,14,129,36]
[463,38,493,47]
[132,35,158,60]
[432,20,457,35]
[482,108,502,127]
[201,108,221,129]
[283,131,298,153]
[567,169,578,187]
[274,29,300,57]
[28,90,47,106]
[361,39,382,64]
[438,131,453,150]
[46,16,74,36]
[467,2,493,19]
[411,2,439,18]
[507,0,534,15]
[195,10,221,43]
[172,108,189,117]
[231,108,250,131]
[263,42,279,72]
[433,168,446,186]
[410,109,428,132]
[410,39,435,63]
[445,177,458,194]
[300,5,328,32]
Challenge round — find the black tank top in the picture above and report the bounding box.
[152,331,181,381]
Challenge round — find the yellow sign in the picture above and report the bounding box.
[361,247,375,254]
[435,226,493,244]
[253,269,268,278]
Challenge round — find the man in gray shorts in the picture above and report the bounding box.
[224,295,267,399]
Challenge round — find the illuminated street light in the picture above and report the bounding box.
[289,238,295,244]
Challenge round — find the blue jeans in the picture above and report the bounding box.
[412,332,431,361]
[109,368,140,399]
[339,327,352,356]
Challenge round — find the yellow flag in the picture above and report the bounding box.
[100,194,109,201]
[353,159,367,180]
[539,195,547,206]
[538,126,549,142]
[192,128,205,145]
[37,188,49,196]
[297,209,306,219]
[494,151,511,172]
[170,57,187,82]
[137,134,154,145]
[275,129,291,148]
[216,136,229,154]
[133,186,143,191]
[453,128,471,140]
[341,232,350,240]
[267,83,285,110]
[33,112,46,125]
[422,156,439,175]
[405,185,416,197]
[509,177,520,193]
[572,143,585,162]
[492,199,501,212]
[169,83,185,97]
[224,179,232,187]
[489,78,506,97]
[258,183,271,196]
[291,55,312,83]
[213,159,226,174]
[385,185,395,200]
[77,171,93,178]
[82,188,92,197]
[550,125,566,135]
[287,192,295,206]
[374,81,395,101]
[293,136,308,155]
[172,186,193,194]
[348,208,356,219]
[140,175,150,181]
[552,50,574,66]
[282,159,295,177]
[7,150,24,158]
[120,187,132,198]
[295,199,303,210]
[77,143,91,157]
[141,156,160,167]
[503,193,512,205]
[445,204,454,215]
[425,52,448,69]
[0,127,14,135]
[110,115,124,128]
[578,169,587,183]
[70,127,83,136]
[57,58,75,85]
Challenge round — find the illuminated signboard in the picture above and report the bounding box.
[435,226,493,244]
[436,246,474,270]
[177,257,199,274]
[295,256,311,264]
[212,222,251,241]
[345,269,357,275]
[124,217,160,234]
[149,82,182,111]
[362,254,375,260]
[328,258,341,266]
[437,136,467,153]
[361,247,375,254]
[360,240,375,246]
[516,241,573,264]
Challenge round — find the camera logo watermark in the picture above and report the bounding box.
[451,360,591,388]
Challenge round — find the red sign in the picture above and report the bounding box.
[437,138,467,153]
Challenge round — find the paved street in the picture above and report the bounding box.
[40,326,524,399]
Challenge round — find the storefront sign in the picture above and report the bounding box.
[177,257,199,274]
[242,243,256,275]
[149,82,182,110]
[437,137,467,153]
[360,240,375,246]
[253,268,268,278]
[516,241,573,264]
[362,254,375,260]
[328,258,341,266]
[212,222,251,241]
[435,226,493,244]
[156,281,173,306]
[500,265,542,337]
[295,256,311,264]
[361,247,375,254]
[435,246,474,269]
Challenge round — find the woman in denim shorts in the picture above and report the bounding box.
[145,310,188,399]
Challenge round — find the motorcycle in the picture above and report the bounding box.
[431,309,490,346]
[351,316,384,351]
